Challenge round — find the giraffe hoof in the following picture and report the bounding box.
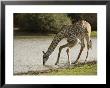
[55,62,58,65]
[72,61,78,65]
[68,62,71,65]
[72,62,76,64]
[84,61,87,64]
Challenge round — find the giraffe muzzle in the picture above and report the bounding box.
[43,61,45,65]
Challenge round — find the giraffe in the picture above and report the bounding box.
[42,20,92,65]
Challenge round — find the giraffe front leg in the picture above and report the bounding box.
[55,47,62,65]
[66,48,71,65]
[55,43,69,65]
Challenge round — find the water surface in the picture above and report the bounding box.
[14,36,97,74]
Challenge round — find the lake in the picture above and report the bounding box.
[14,36,97,74]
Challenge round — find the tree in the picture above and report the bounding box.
[16,13,72,33]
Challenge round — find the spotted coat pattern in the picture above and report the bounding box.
[43,20,92,65]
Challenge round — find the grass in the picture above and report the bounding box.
[91,31,97,37]
[40,62,97,75]
[15,61,97,75]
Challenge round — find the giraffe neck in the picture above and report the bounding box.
[45,34,64,57]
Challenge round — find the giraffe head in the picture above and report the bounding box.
[42,51,49,65]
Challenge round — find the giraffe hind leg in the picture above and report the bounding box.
[84,40,92,63]
[84,34,92,63]
[84,50,89,63]
[72,39,85,64]
[84,40,91,63]
[73,46,84,64]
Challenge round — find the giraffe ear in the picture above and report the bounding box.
[42,51,45,54]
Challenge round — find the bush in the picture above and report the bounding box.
[17,13,72,33]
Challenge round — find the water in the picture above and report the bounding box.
[14,36,97,74]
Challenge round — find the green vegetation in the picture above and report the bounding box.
[14,13,72,33]
[14,13,97,34]
[14,61,97,75]
[41,62,97,75]
[91,31,97,37]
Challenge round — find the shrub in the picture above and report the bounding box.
[17,13,72,33]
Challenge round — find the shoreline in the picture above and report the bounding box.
[14,30,97,37]
[14,61,97,75]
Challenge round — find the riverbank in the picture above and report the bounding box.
[41,61,97,75]
[14,31,97,37]
[15,61,97,75]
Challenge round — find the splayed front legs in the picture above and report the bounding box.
[55,40,77,65]
[55,38,91,65]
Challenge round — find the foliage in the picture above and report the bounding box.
[14,13,97,33]
[15,13,72,33]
